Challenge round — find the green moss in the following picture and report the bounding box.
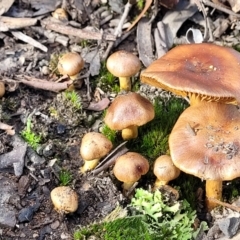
[21,118,42,150]
[59,169,72,186]
[94,62,120,93]
[128,97,187,162]
[63,90,82,110]
[101,124,118,144]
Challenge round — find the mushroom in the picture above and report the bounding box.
[80,132,113,173]
[104,92,155,140]
[140,43,240,105]
[113,152,149,193]
[50,186,78,213]
[106,50,141,91]
[52,8,68,21]
[57,52,84,80]
[153,155,180,189]
[169,101,240,210]
[0,82,5,98]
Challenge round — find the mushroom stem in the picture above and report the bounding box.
[69,74,78,80]
[154,179,169,189]
[122,125,138,140]
[122,181,136,191]
[118,76,131,91]
[80,158,100,173]
[206,180,222,210]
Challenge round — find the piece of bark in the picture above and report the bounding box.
[41,19,116,41]
[0,16,37,31]
[11,31,48,52]
[85,98,110,111]
[137,17,155,67]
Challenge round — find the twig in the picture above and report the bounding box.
[41,19,116,41]
[0,16,37,31]
[11,31,48,52]
[91,141,129,175]
[202,0,240,17]
[208,198,240,212]
[14,75,72,92]
[126,0,153,32]
[115,1,133,37]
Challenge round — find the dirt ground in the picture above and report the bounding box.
[1,0,240,239]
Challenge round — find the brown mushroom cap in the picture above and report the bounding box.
[169,102,240,181]
[104,92,155,130]
[153,155,180,185]
[106,50,141,78]
[80,132,113,161]
[113,152,149,183]
[58,52,84,77]
[141,43,240,105]
[50,186,78,213]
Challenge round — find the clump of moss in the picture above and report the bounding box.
[129,97,187,162]
[48,91,84,127]
[21,118,42,150]
[59,169,73,186]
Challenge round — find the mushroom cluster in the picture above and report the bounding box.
[169,101,240,210]
[140,43,240,210]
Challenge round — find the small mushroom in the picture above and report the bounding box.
[80,132,113,173]
[153,155,180,189]
[113,152,149,193]
[169,101,240,210]
[57,52,84,80]
[106,50,141,91]
[0,82,5,98]
[50,186,78,213]
[104,92,155,140]
[52,8,68,21]
[141,43,240,105]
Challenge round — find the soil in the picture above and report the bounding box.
[1,0,240,239]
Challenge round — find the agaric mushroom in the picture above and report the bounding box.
[141,43,240,106]
[0,82,5,98]
[57,52,84,80]
[106,50,141,91]
[52,8,68,21]
[104,92,155,140]
[153,155,180,189]
[50,186,78,213]
[113,152,149,193]
[80,132,113,173]
[169,101,240,210]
